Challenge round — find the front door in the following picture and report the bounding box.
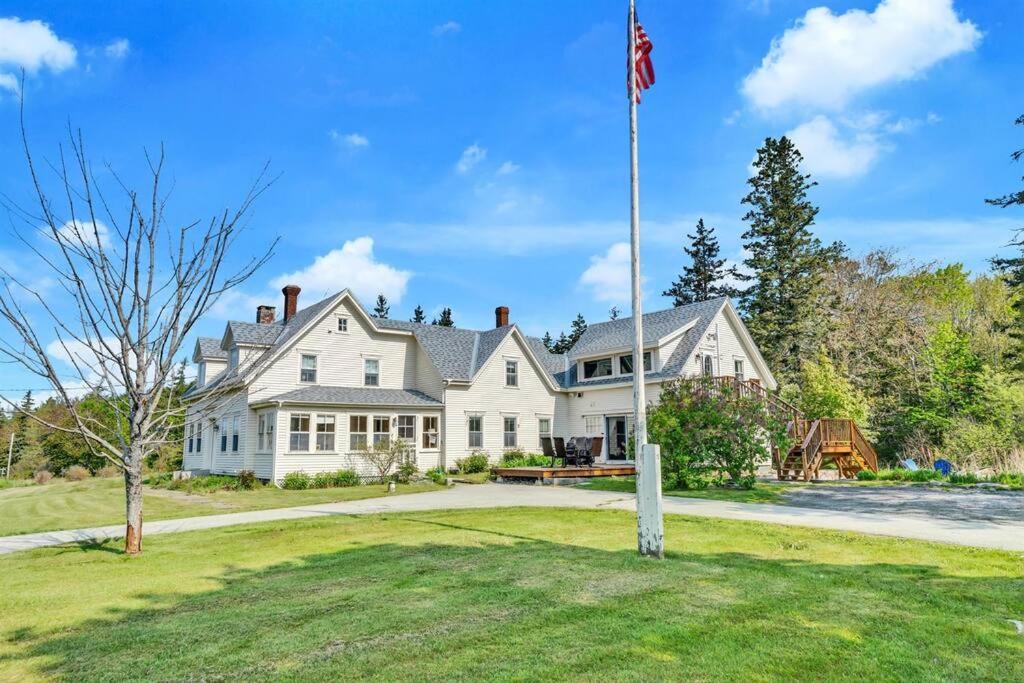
[606,415,635,461]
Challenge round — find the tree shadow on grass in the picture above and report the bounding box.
[5,518,1024,682]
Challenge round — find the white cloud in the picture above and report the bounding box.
[329,130,369,148]
[0,17,76,93]
[0,72,18,94]
[723,109,742,126]
[579,242,641,305]
[786,115,882,179]
[56,219,112,249]
[456,144,487,174]
[496,161,520,175]
[432,21,461,37]
[270,237,411,306]
[742,0,980,112]
[104,38,130,59]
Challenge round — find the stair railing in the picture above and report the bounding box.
[798,420,823,481]
[851,421,879,472]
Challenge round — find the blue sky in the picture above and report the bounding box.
[0,0,1022,397]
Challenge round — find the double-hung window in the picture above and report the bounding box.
[734,359,744,382]
[422,416,439,449]
[702,354,714,376]
[397,415,415,443]
[187,423,195,453]
[300,354,317,383]
[337,316,348,332]
[372,416,390,446]
[364,358,380,386]
[538,417,551,448]
[505,360,518,387]
[349,416,368,451]
[584,415,602,435]
[195,423,202,452]
[468,415,483,449]
[257,414,266,451]
[316,414,335,451]
[231,415,240,452]
[289,413,310,451]
[503,416,517,448]
[219,417,228,452]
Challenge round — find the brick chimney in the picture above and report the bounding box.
[282,284,301,322]
[495,305,509,328]
[256,305,276,324]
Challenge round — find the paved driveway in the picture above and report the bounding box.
[1,483,1022,555]
[783,485,1024,525]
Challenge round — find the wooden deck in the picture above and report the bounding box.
[492,464,636,481]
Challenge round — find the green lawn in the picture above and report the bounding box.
[578,476,795,503]
[0,477,443,536]
[1,509,1021,681]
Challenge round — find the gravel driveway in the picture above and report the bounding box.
[782,485,1024,525]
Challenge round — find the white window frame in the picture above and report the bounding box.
[702,354,714,376]
[195,423,203,453]
[219,417,228,452]
[397,415,415,444]
[231,415,240,452]
[337,316,349,333]
[584,415,602,435]
[582,357,613,380]
[538,417,551,448]
[289,413,311,452]
[349,415,368,451]
[468,414,484,449]
[503,415,517,448]
[618,351,652,375]
[734,359,745,382]
[316,414,336,452]
[505,359,518,387]
[187,423,195,454]
[372,415,391,447]
[257,414,266,451]
[422,416,439,450]
[364,358,380,387]
[299,353,318,384]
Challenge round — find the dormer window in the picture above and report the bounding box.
[582,357,613,379]
[619,352,651,374]
[300,354,318,383]
[228,347,239,370]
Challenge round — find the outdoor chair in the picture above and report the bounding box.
[589,436,604,464]
[541,436,559,467]
[554,437,569,467]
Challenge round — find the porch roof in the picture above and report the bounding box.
[254,386,443,408]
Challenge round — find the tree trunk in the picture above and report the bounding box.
[124,459,144,555]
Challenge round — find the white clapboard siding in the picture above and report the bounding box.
[248,298,419,403]
[681,308,762,383]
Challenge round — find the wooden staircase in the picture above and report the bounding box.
[775,418,878,481]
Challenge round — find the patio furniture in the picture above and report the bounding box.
[934,459,953,476]
[541,436,559,467]
[554,437,569,466]
[589,436,603,464]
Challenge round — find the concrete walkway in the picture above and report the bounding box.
[2,483,1023,555]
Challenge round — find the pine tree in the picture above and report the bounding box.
[541,331,554,351]
[567,314,588,349]
[432,307,455,327]
[553,332,570,354]
[738,136,843,380]
[10,390,40,470]
[663,218,739,306]
[411,305,426,323]
[373,294,390,318]
[609,306,620,320]
[989,114,1024,371]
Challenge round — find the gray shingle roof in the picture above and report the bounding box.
[374,318,510,381]
[194,337,227,360]
[260,386,442,407]
[568,297,727,360]
[227,320,280,346]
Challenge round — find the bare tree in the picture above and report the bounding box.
[359,440,410,483]
[0,90,276,554]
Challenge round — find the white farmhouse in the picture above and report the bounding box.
[183,286,776,482]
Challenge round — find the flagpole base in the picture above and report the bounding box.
[636,443,665,559]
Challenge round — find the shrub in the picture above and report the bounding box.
[457,452,490,474]
[237,469,258,490]
[311,471,335,489]
[96,465,120,478]
[876,468,906,481]
[282,471,311,490]
[33,470,53,485]
[64,465,91,482]
[648,376,789,489]
[425,467,447,485]
[948,471,979,485]
[394,462,418,484]
[856,469,878,481]
[500,449,528,466]
[993,472,1024,489]
[332,469,362,487]
[907,468,941,482]
[359,440,412,482]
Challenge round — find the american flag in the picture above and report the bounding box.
[629,16,654,103]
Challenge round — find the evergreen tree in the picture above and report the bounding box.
[10,390,41,471]
[609,306,620,320]
[567,314,588,349]
[553,332,570,354]
[738,136,843,380]
[989,114,1024,371]
[411,305,426,323]
[541,331,554,351]
[663,218,739,306]
[432,307,455,327]
[373,293,390,318]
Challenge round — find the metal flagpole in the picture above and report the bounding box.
[628,0,664,559]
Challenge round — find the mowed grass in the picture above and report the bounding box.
[2,509,1022,681]
[0,477,443,536]
[579,476,794,503]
